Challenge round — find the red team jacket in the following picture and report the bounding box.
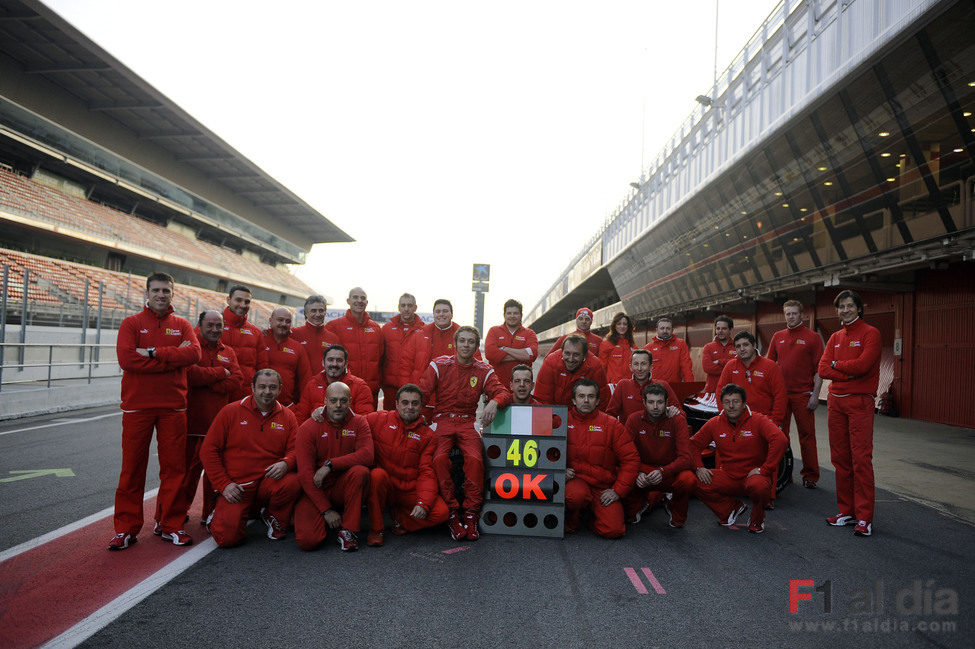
[200,396,298,492]
[295,410,374,513]
[221,307,268,391]
[185,330,243,436]
[418,356,512,417]
[117,304,201,411]
[690,407,787,480]
[817,318,882,396]
[366,409,438,510]
[597,339,634,385]
[717,355,787,426]
[380,314,428,389]
[484,324,539,388]
[566,408,640,496]
[701,339,736,394]
[262,331,313,407]
[292,368,375,423]
[547,330,603,358]
[605,378,679,423]
[768,325,824,394]
[533,352,608,409]
[325,310,385,394]
[290,322,338,375]
[643,336,694,383]
[624,410,692,478]
[419,321,482,364]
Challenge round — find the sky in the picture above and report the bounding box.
[45,0,780,326]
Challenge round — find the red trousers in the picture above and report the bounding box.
[209,473,300,548]
[115,409,187,536]
[694,469,772,527]
[565,479,626,539]
[431,418,484,511]
[152,436,216,525]
[294,465,369,550]
[827,393,875,522]
[367,467,449,532]
[785,392,819,483]
[622,470,696,526]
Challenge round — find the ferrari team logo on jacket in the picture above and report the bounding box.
[660,429,672,437]
[407,432,421,441]
[588,425,603,432]
[270,422,284,430]
[341,428,356,437]
[469,376,478,388]
[740,430,754,437]
[850,340,862,347]
[217,354,230,363]
[164,328,182,336]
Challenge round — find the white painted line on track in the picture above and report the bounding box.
[39,537,218,649]
[0,411,122,436]
[0,488,158,564]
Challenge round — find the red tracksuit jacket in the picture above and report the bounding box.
[605,378,678,423]
[817,318,882,396]
[325,310,385,394]
[690,407,787,480]
[381,315,428,389]
[117,305,201,411]
[533,352,608,409]
[295,411,374,513]
[262,331,312,407]
[221,307,268,387]
[366,410,438,510]
[701,338,736,393]
[643,335,694,383]
[418,356,511,417]
[200,397,298,492]
[717,355,787,426]
[768,325,824,393]
[186,331,244,437]
[292,369,375,423]
[291,322,339,375]
[598,339,634,385]
[547,330,602,358]
[566,408,640,496]
[484,323,539,388]
[624,410,692,478]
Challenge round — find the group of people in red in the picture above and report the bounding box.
[108,273,881,552]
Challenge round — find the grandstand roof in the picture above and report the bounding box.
[0,0,353,246]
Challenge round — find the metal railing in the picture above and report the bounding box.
[0,342,120,392]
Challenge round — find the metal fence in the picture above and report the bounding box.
[0,342,120,393]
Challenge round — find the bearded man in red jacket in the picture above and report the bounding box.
[220,284,267,399]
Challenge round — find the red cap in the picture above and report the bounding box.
[576,307,593,319]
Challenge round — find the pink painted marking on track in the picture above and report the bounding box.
[441,546,471,555]
[623,567,648,594]
[641,567,666,595]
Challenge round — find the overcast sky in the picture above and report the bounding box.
[46,0,780,326]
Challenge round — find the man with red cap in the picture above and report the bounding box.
[605,349,679,423]
[293,344,374,422]
[291,295,338,375]
[701,315,736,395]
[262,307,312,408]
[547,308,602,358]
[220,284,268,399]
[418,326,511,541]
[484,299,538,389]
[380,293,428,410]
[643,317,693,383]
[534,335,608,408]
[564,379,640,539]
[325,287,385,405]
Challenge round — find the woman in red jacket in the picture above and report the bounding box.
[598,312,635,385]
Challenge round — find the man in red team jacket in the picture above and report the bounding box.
[547,307,602,358]
[564,379,641,539]
[220,285,268,399]
[325,287,385,405]
[419,326,512,541]
[294,382,374,551]
[691,384,788,534]
[510,364,541,405]
[365,383,449,547]
[701,315,736,395]
[291,295,338,375]
[484,298,538,389]
[818,290,881,537]
[109,272,201,551]
[623,383,696,528]
[717,331,787,428]
[293,345,375,422]
[262,307,312,408]
[200,369,301,548]
[534,335,608,408]
[643,317,693,383]
[380,293,428,410]
[605,349,679,423]
[768,300,824,489]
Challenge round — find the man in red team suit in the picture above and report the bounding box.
[818,290,881,537]
[262,307,312,408]
[701,315,736,395]
[325,287,385,405]
[294,382,374,551]
[419,299,482,362]
[153,310,242,529]
[622,383,696,528]
[534,335,608,408]
[200,369,301,547]
[419,326,511,541]
[547,307,602,358]
[220,284,268,399]
[293,345,374,422]
[364,383,449,547]
[643,317,693,383]
[380,293,428,410]
[510,364,541,405]
[605,349,679,423]
[109,272,201,551]
[291,295,338,375]
[564,379,640,539]
[768,300,824,488]
[484,298,538,389]
[691,384,788,534]
[717,331,787,428]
